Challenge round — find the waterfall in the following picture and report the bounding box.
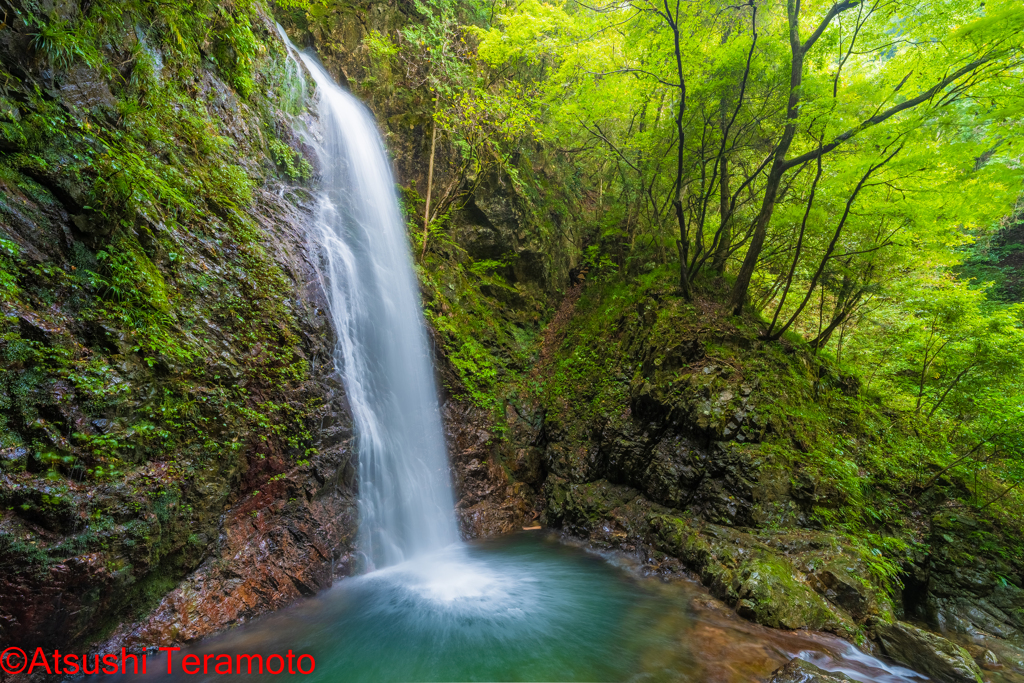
[277,32,459,570]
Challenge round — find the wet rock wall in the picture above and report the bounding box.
[0,0,358,654]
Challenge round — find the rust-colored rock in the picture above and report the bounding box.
[101,455,356,649]
[444,400,535,539]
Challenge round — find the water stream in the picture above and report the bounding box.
[292,38,459,570]
[117,34,939,682]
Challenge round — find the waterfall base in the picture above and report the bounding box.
[119,534,926,683]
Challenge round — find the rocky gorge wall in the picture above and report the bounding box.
[0,0,570,656]
[0,0,367,654]
[472,273,1024,681]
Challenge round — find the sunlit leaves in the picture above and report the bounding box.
[469,0,1024,491]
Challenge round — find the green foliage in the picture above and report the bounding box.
[0,0,325,599]
[472,0,1024,301]
[214,2,261,98]
[461,0,1024,531]
[420,250,543,411]
[343,0,539,259]
[0,237,19,299]
[364,30,399,65]
[958,212,1024,303]
[267,135,313,181]
[31,20,102,70]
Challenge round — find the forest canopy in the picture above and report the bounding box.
[379,0,1024,505]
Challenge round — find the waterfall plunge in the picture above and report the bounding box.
[278,32,459,570]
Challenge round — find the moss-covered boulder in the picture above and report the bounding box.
[875,621,984,683]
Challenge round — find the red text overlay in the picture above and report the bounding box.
[0,646,316,675]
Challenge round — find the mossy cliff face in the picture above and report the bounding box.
[465,270,1024,673]
[0,0,357,653]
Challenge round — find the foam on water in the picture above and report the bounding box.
[796,647,929,683]
[356,544,550,626]
[399,561,504,604]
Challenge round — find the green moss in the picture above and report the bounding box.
[97,233,172,314]
[0,0,320,477]
[418,241,548,414]
[740,555,846,631]
[534,266,1024,619]
[0,0,325,647]
[267,135,313,181]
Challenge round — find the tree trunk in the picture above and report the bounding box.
[420,119,438,261]
[729,0,866,314]
[728,0,805,313]
[667,2,691,300]
[729,162,785,314]
[713,152,731,274]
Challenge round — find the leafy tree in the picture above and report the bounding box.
[474,0,1024,298]
[468,0,1024,499]
[356,0,536,258]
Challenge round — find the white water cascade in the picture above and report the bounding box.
[278,33,459,570]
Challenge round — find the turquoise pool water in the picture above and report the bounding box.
[122,533,925,683]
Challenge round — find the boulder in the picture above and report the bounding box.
[768,658,858,682]
[61,66,118,112]
[875,621,983,683]
[807,564,876,621]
